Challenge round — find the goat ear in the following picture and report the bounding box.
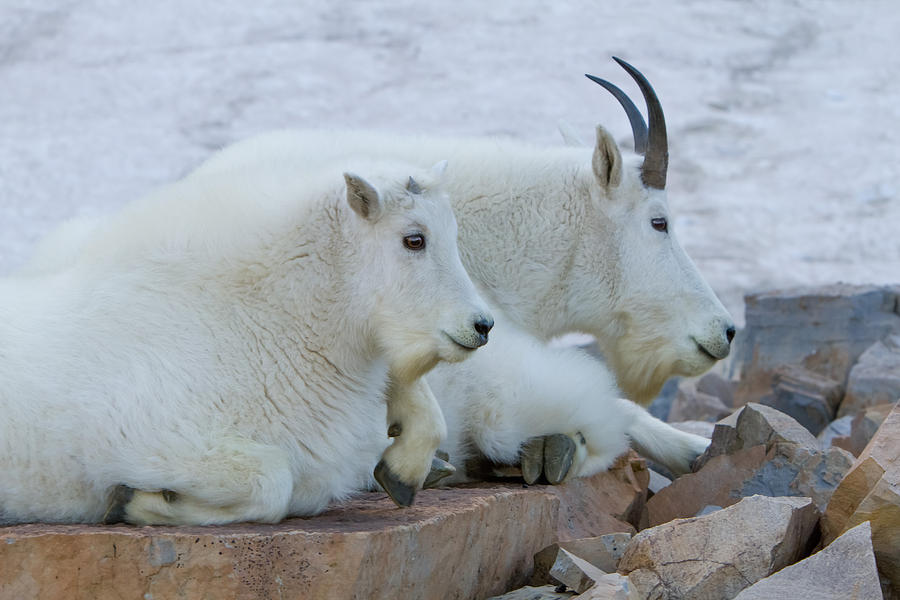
[592,125,623,189]
[344,172,383,221]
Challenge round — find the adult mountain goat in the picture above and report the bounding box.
[191,58,737,482]
[0,158,493,525]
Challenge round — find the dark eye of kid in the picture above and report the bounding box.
[403,234,426,251]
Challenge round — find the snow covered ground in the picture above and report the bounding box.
[2,0,898,324]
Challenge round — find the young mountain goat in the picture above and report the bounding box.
[0,159,492,525]
[188,58,737,482]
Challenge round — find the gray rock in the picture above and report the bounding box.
[696,371,737,407]
[487,586,574,600]
[668,386,732,423]
[622,495,819,600]
[645,441,853,526]
[732,285,900,404]
[760,364,843,435]
[733,521,883,600]
[817,414,853,450]
[840,335,900,417]
[697,403,819,469]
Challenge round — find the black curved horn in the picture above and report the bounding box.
[584,73,648,154]
[612,56,668,189]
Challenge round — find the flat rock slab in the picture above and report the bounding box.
[1,485,559,600]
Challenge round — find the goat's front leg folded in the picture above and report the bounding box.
[374,377,453,507]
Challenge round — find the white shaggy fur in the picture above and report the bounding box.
[188,127,737,478]
[0,157,491,525]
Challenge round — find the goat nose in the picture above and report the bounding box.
[473,317,494,338]
[725,325,736,344]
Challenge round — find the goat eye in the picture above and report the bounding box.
[651,217,668,233]
[403,234,426,251]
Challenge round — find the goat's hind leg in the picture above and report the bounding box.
[375,377,452,507]
[110,437,294,526]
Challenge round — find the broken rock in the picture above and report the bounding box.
[549,548,609,594]
[732,285,900,404]
[696,402,819,469]
[532,533,633,586]
[644,441,852,526]
[839,335,900,417]
[621,495,819,600]
[547,453,649,540]
[732,521,883,600]
[646,404,853,526]
[822,402,900,597]
[761,364,843,435]
[833,403,895,457]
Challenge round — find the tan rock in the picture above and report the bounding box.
[697,402,818,469]
[823,402,900,597]
[0,485,558,600]
[647,404,852,527]
[835,403,896,457]
[465,451,649,539]
[532,533,633,586]
[732,521,883,600]
[621,495,819,600]
[648,442,852,527]
[845,472,900,600]
[546,453,649,540]
[644,445,767,527]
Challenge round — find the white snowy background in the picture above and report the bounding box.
[2,1,898,325]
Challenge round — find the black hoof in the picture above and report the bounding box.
[102,484,135,524]
[543,433,576,485]
[423,456,456,488]
[520,436,545,485]
[374,459,417,507]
